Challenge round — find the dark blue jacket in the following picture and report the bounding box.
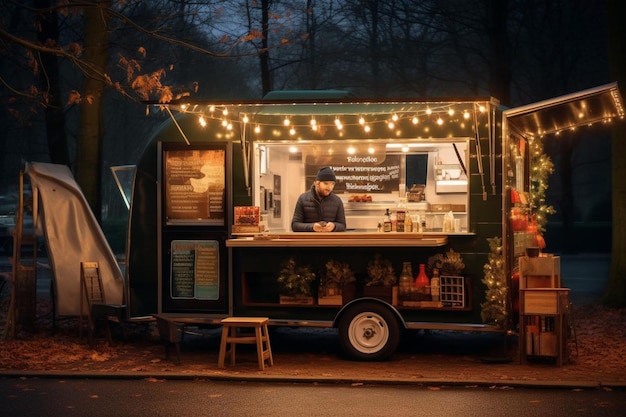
[291,186,346,232]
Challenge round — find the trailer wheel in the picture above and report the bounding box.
[338,301,401,361]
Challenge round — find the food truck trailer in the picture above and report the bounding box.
[123,83,623,360]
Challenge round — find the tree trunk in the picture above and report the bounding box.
[260,0,271,95]
[485,0,511,105]
[606,0,626,307]
[76,0,111,219]
[35,0,70,165]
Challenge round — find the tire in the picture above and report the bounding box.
[337,301,401,361]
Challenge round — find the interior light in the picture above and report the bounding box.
[311,124,318,131]
[226,123,233,130]
[368,147,375,154]
[448,109,455,116]
[402,146,409,152]
[289,128,296,135]
[180,104,188,110]
[209,105,215,112]
[412,116,419,124]
[221,120,228,127]
[388,122,395,129]
[364,124,371,133]
[310,118,317,126]
[392,114,399,122]
[463,111,471,119]
[437,117,444,125]
[284,118,290,126]
[223,108,228,116]
[359,117,365,125]
[199,116,206,127]
[242,115,249,123]
[289,146,298,153]
[347,147,356,154]
[478,105,486,113]
[426,108,432,115]
[254,125,261,134]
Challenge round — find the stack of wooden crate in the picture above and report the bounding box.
[518,255,570,366]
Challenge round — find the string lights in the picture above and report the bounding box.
[168,100,494,143]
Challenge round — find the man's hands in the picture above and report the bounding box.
[313,221,335,232]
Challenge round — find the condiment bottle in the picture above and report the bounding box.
[430,268,440,301]
[415,263,429,288]
[383,209,392,232]
[405,211,413,232]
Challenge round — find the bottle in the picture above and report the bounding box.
[396,197,406,232]
[431,268,440,301]
[399,262,413,297]
[383,209,392,232]
[405,210,413,232]
[415,263,429,288]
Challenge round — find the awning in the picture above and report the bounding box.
[504,82,624,138]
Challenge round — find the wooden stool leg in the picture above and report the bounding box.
[217,325,229,368]
[229,326,237,366]
[263,323,274,366]
[255,325,265,370]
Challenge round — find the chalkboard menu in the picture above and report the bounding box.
[306,154,401,193]
[164,148,225,225]
[170,240,220,300]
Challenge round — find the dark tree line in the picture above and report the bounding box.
[1,0,624,305]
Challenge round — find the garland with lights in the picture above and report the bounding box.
[528,137,555,234]
[480,237,508,329]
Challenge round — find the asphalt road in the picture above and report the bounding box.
[0,377,624,417]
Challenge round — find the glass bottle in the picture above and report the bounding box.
[415,263,429,288]
[383,209,392,232]
[430,268,440,301]
[399,262,413,297]
[404,210,413,232]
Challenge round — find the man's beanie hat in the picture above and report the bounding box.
[316,166,336,182]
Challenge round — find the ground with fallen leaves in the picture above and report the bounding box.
[0,290,625,385]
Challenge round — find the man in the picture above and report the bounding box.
[291,166,346,232]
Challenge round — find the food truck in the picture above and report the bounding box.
[124,83,623,360]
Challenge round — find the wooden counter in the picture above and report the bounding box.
[226,232,449,248]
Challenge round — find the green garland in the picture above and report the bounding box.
[529,137,556,233]
[480,237,508,329]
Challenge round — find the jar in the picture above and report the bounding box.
[399,262,413,296]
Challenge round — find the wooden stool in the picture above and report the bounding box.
[218,317,273,370]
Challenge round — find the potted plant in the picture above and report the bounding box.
[427,249,465,276]
[364,254,397,303]
[319,259,356,305]
[277,258,316,304]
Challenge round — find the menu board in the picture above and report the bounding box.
[164,148,225,225]
[306,154,401,193]
[170,240,220,300]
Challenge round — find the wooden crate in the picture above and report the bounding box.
[520,288,570,315]
[519,256,561,288]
